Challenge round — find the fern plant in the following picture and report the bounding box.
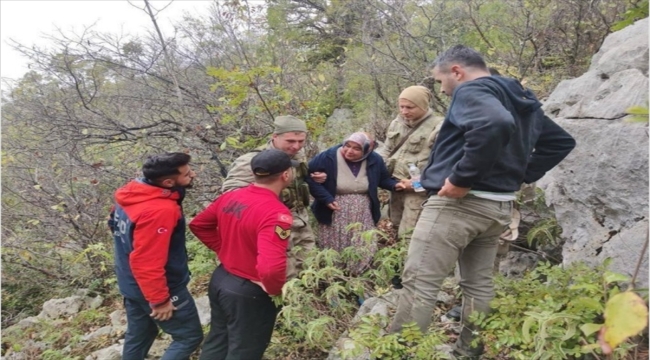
[526,217,562,248]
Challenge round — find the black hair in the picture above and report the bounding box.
[254,172,284,184]
[431,45,488,73]
[142,152,191,182]
[488,67,501,76]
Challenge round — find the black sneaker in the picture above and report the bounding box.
[391,275,403,289]
[446,305,461,321]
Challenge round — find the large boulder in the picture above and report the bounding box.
[539,18,649,287]
[543,19,649,120]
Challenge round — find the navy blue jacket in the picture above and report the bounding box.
[306,145,399,225]
[421,75,575,193]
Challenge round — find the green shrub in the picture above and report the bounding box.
[266,228,407,358]
[475,260,642,359]
[344,318,451,360]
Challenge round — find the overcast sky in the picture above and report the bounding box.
[1,0,210,85]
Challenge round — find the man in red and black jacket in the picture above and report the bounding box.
[109,152,203,360]
[190,149,297,360]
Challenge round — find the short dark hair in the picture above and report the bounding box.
[142,152,191,182]
[254,172,284,184]
[431,45,488,73]
[488,67,501,76]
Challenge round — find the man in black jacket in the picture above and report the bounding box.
[388,45,576,359]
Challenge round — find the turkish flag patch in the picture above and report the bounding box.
[277,213,292,224]
[274,225,291,240]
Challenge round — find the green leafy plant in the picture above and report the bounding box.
[343,318,450,360]
[526,217,562,248]
[265,228,408,358]
[625,105,649,123]
[612,0,649,31]
[474,260,643,359]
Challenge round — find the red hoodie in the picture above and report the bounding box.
[189,185,292,295]
[111,180,189,306]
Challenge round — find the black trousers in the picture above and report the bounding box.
[199,265,279,360]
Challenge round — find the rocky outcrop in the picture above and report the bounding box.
[3,293,212,360]
[315,108,368,152]
[326,289,457,360]
[543,19,649,120]
[539,18,649,287]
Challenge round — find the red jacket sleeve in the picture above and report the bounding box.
[129,207,178,305]
[256,211,292,295]
[189,199,222,254]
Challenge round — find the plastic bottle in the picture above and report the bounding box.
[408,163,425,192]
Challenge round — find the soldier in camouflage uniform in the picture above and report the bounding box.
[378,86,444,239]
[221,116,315,279]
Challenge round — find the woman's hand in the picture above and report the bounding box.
[327,201,340,211]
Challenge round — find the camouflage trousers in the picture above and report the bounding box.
[286,207,316,279]
[389,191,428,240]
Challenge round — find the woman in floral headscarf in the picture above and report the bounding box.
[306,132,405,274]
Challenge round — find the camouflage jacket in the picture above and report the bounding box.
[221,141,310,211]
[377,109,443,180]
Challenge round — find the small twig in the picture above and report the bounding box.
[630,231,649,290]
[508,242,561,263]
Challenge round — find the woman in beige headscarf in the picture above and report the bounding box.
[378,86,444,241]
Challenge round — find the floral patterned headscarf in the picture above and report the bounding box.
[342,132,373,162]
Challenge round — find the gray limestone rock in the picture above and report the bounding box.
[538,18,649,288]
[85,343,123,360]
[84,295,104,310]
[82,325,113,341]
[562,69,648,119]
[499,252,541,278]
[38,295,84,320]
[589,18,649,76]
[543,19,648,120]
[316,108,372,153]
[326,292,398,360]
[538,119,648,287]
[195,295,211,326]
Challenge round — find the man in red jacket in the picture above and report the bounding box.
[109,152,203,360]
[190,149,297,360]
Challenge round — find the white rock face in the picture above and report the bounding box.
[539,18,649,287]
[589,18,649,75]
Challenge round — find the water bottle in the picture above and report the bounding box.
[408,163,425,192]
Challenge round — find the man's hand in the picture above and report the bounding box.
[398,179,413,191]
[395,180,408,191]
[327,201,340,211]
[150,300,175,321]
[311,172,327,183]
[437,178,470,198]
